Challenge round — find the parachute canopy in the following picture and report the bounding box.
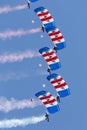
[39,47,61,70]
[35,90,60,114]
[46,26,66,50]
[34,6,55,29]
[47,73,70,97]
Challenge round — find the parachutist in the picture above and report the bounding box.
[27,0,30,8]
[45,112,49,122]
[56,95,60,103]
[47,68,51,74]
[53,46,57,53]
[35,90,60,116]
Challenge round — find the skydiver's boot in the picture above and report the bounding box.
[45,113,49,122]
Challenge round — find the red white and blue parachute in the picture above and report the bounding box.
[34,4,70,118]
[39,47,61,71]
[46,26,66,50]
[34,7,55,29]
[47,73,70,97]
[35,90,60,114]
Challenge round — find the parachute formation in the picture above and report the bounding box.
[34,5,70,120]
[0,0,71,126]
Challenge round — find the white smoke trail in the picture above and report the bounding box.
[0,50,40,63]
[0,72,29,81]
[0,70,47,82]
[0,115,45,128]
[0,4,28,14]
[0,28,41,39]
[0,97,42,113]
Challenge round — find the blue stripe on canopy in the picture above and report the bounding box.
[29,0,38,2]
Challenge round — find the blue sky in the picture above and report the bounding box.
[0,0,87,129]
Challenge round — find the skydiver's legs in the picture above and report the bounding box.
[53,46,57,53]
[56,95,60,103]
[41,26,44,32]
